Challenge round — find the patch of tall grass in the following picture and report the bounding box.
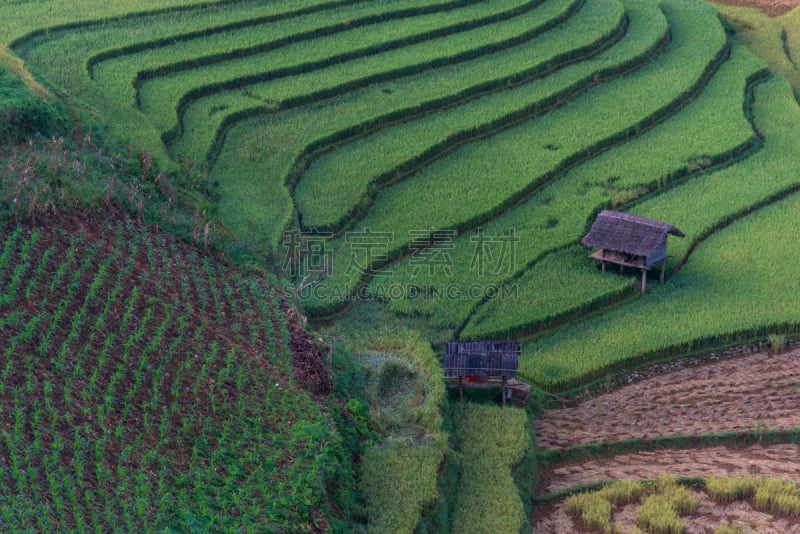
[0,67,63,144]
[449,402,529,534]
[354,330,447,533]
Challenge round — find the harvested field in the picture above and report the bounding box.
[711,0,799,17]
[539,443,800,494]
[534,485,800,533]
[535,348,800,451]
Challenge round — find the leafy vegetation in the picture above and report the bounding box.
[0,69,63,145]
[0,218,340,531]
[349,330,447,533]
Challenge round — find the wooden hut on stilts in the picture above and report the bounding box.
[443,341,529,406]
[581,210,685,294]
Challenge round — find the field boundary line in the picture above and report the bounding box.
[125,0,492,104]
[291,8,629,233]
[163,0,559,148]
[303,31,732,319]
[85,0,391,80]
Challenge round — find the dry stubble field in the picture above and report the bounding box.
[533,348,800,530]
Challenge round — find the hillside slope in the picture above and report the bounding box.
[0,215,337,531]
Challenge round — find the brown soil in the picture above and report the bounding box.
[535,348,800,451]
[539,443,800,494]
[534,487,800,533]
[286,306,333,396]
[0,215,332,529]
[710,0,800,17]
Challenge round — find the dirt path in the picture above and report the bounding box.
[535,349,800,451]
[539,443,800,494]
[534,486,800,533]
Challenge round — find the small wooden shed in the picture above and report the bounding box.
[581,210,685,294]
[444,341,528,406]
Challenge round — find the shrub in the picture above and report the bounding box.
[0,67,64,144]
[767,333,787,354]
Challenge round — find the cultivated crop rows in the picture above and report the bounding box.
[9,0,800,391]
[0,220,333,531]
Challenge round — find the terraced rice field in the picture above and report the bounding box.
[535,349,800,451]
[10,0,800,387]
[4,0,800,393]
[8,0,800,529]
[539,444,800,495]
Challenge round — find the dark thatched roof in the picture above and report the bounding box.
[444,341,519,379]
[581,210,685,257]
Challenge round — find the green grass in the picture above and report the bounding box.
[716,3,800,100]
[204,0,580,254]
[520,77,800,392]
[299,0,728,316]
[139,0,540,135]
[91,0,454,109]
[449,402,530,534]
[170,0,578,165]
[293,0,626,230]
